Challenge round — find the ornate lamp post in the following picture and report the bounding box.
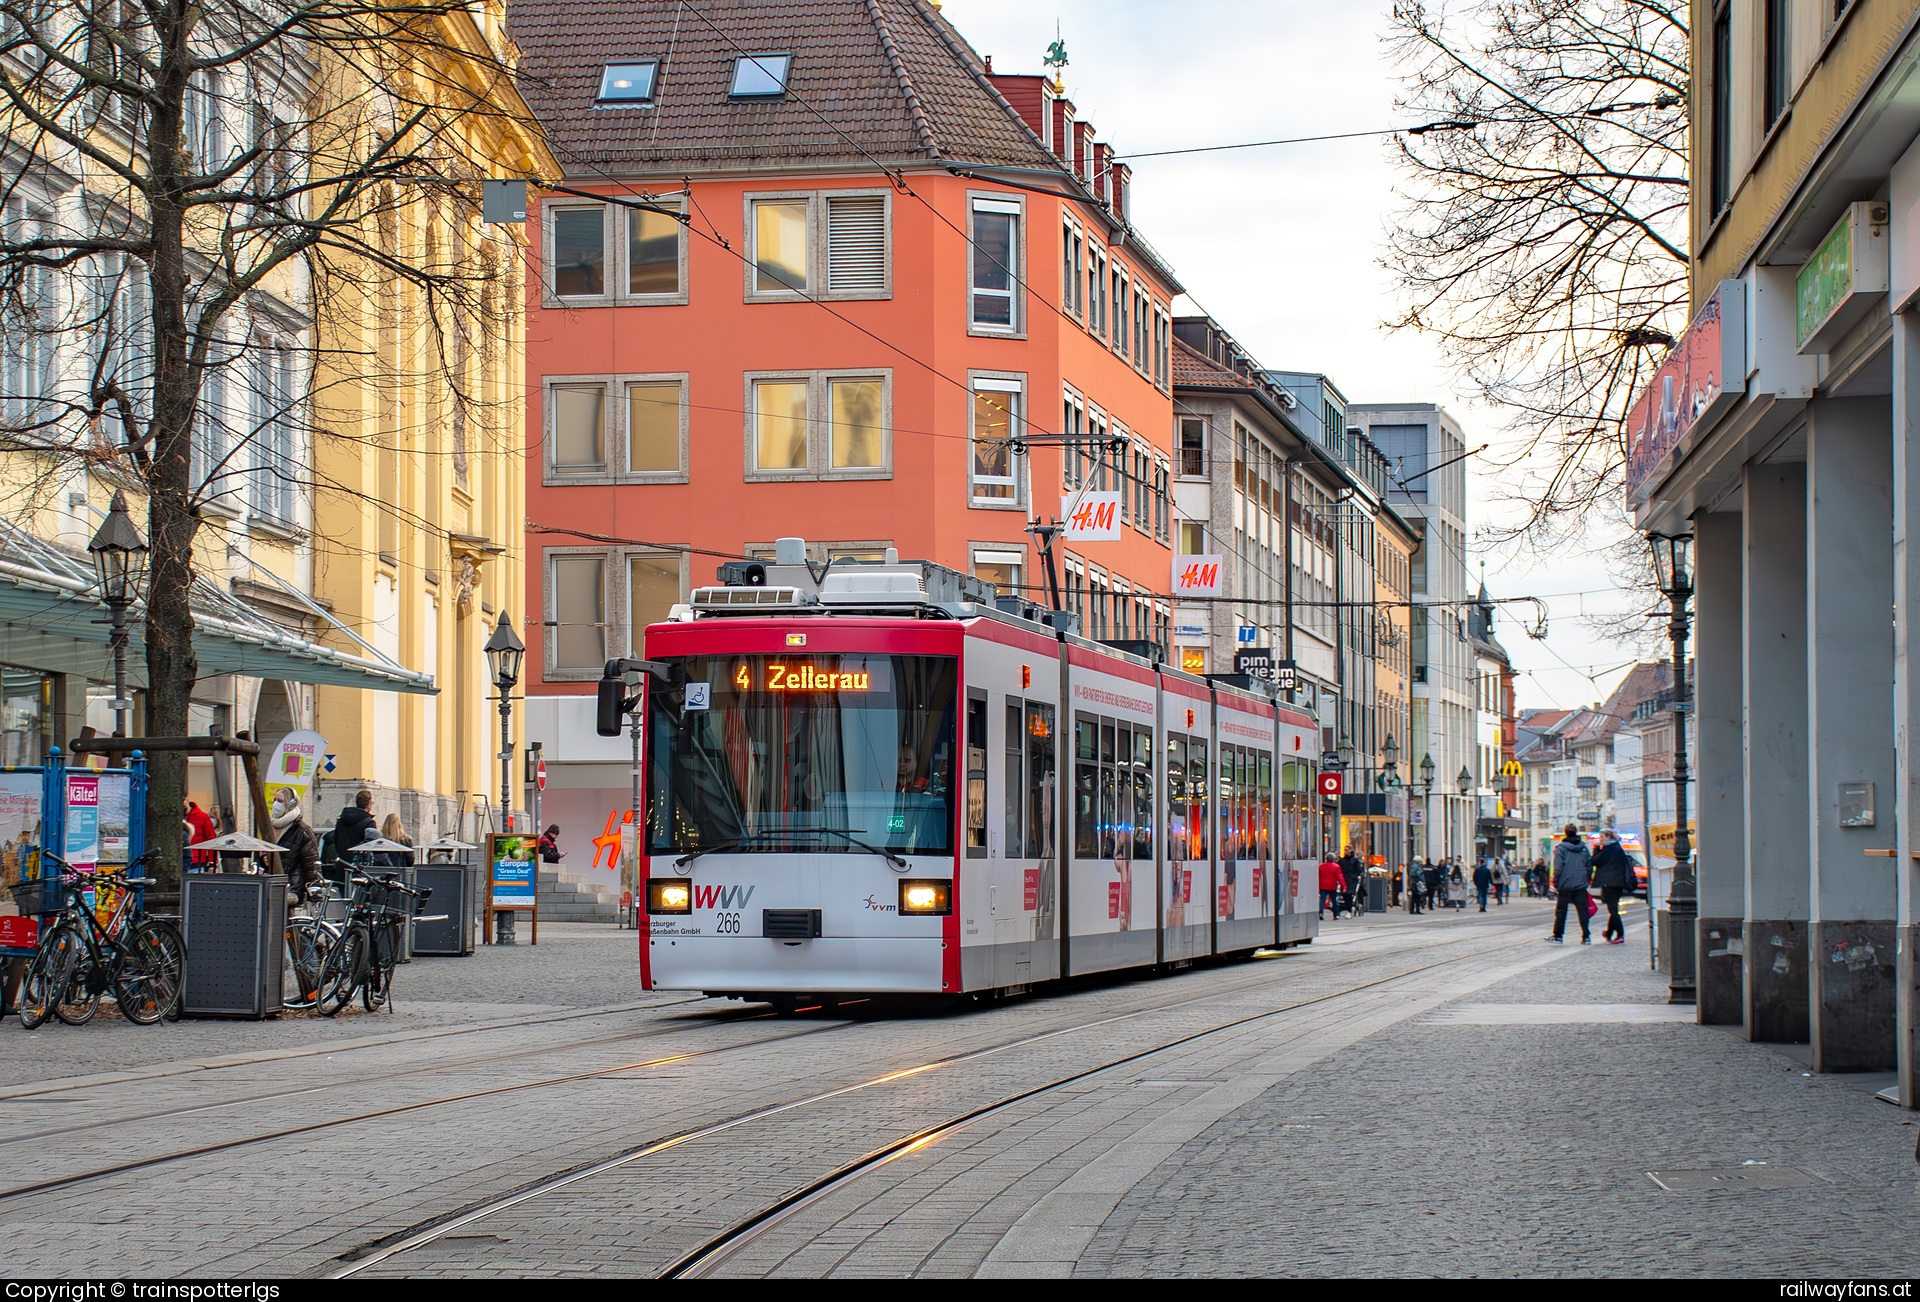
[87,490,148,738]
[483,611,524,834]
[1648,530,1696,1005]
[1456,765,1472,861]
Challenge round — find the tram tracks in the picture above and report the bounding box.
[325,921,1554,1279]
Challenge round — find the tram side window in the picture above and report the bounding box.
[1004,699,1022,856]
[966,694,988,856]
[1025,701,1055,857]
[1075,717,1098,859]
[1258,752,1273,865]
[1188,742,1208,860]
[1167,735,1187,862]
[1218,745,1238,860]
[1100,720,1118,859]
[1132,728,1154,864]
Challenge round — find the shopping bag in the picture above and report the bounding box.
[1585,895,1599,919]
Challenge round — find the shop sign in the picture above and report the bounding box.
[1796,202,1888,354]
[1060,493,1121,541]
[1623,280,1746,506]
[1171,554,1224,596]
[1234,649,1276,683]
[266,729,327,802]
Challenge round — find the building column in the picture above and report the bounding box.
[1892,313,1920,1107]
[1805,396,1898,1071]
[1694,510,1746,1025]
[1744,460,1811,1043]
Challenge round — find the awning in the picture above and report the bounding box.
[0,515,434,695]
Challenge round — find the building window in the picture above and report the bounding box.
[1134,288,1151,374]
[627,205,682,295]
[973,548,1025,600]
[746,191,891,300]
[1711,1,1731,215]
[730,52,792,98]
[1765,0,1790,128]
[1179,417,1206,477]
[1,199,57,429]
[547,553,608,675]
[745,370,891,479]
[249,338,298,523]
[628,552,683,653]
[970,375,1024,506]
[1087,243,1106,338]
[969,195,1022,333]
[550,205,606,297]
[597,61,658,105]
[1062,219,1083,319]
[544,374,688,481]
[1111,264,1130,358]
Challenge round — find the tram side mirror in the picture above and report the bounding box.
[596,677,630,737]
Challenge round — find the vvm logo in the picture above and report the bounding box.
[693,883,756,910]
[1177,562,1220,591]
[863,894,897,912]
[1069,499,1116,533]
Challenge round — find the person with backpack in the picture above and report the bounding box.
[1589,828,1634,945]
[1549,823,1594,944]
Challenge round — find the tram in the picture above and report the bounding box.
[615,541,1322,1002]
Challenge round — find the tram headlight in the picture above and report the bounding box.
[647,880,693,915]
[898,879,951,916]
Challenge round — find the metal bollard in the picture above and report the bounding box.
[495,910,517,945]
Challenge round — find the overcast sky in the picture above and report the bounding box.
[951,0,1648,713]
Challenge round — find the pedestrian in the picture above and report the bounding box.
[1422,857,1442,910]
[1589,828,1633,945]
[1408,863,1424,914]
[270,787,320,907]
[1317,853,1345,920]
[183,799,218,871]
[538,824,564,863]
[333,789,378,860]
[1530,860,1548,898]
[1491,859,1509,904]
[377,812,414,867]
[1472,858,1493,911]
[1447,861,1465,910]
[1549,823,1594,944]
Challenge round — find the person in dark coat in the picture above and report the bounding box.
[1589,828,1635,944]
[1472,858,1493,911]
[332,789,377,861]
[1550,824,1594,944]
[270,788,321,906]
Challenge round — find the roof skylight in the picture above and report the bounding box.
[729,53,791,98]
[597,61,658,105]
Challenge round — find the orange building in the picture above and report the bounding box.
[513,1,1184,846]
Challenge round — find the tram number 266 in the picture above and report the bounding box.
[715,913,742,934]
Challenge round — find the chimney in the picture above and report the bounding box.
[1052,98,1075,165]
[1093,142,1113,202]
[1112,161,1130,223]
[1075,121,1094,185]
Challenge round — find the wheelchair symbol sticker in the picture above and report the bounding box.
[685,682,711,711]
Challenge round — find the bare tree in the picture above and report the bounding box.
[0,0,535,880]
[1384,0,1689,555]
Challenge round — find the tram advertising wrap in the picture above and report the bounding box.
[627,553,1320,1005]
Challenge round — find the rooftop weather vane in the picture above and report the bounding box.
[1044,26,1068,88]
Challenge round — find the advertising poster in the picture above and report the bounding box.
[96,772,131,866]
[265,729,327,803]
[0,772,43,890]
[489,834,536,908]
[65,774,100,870]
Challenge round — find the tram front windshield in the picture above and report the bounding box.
[647,654,957,857]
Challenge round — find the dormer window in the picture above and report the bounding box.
[597,61,658,105]
[730,53,791,98]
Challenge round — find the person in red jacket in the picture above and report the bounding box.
[183,800,219,870]
[1317,856,1345,920]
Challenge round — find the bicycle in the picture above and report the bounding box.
[16,852,185,1029]
[315,871,437,1016]
[284,877,349,1009]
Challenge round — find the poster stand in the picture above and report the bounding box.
[0,746,149,967]
[482,831,538,945]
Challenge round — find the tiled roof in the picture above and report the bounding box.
[1171,338,1254,390]
[509,0,1064,176]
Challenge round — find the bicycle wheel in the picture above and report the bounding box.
[317,926,367,1017]
[18,925,81,1030]
[285,919,330,1007]
[117,920,185,1025]
[362,921,393,1012]
[54,962,100,1026]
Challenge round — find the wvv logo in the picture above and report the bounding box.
[692,884,756,909]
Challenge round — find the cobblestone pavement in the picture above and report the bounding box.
[3,900,1912,1278]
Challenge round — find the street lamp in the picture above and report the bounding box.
[1648,530,1695,1005]
[1416,752,1436,866]
[484,611,524,834]
[87,490,148,738]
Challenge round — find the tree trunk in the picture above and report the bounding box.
[140,134,198,890]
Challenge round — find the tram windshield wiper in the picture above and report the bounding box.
[674,826,908,871]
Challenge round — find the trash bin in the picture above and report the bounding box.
[1366,873,1389,913]
[182,873,287,1019]
[412,861,474,956]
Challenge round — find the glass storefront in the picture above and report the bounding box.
[0,668,52,768]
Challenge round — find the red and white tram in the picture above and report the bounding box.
[620,545,1321,1002]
